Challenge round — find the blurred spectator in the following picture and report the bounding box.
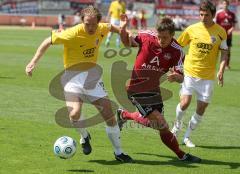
[216,0,237,70]
[58,13,66,30]
[139,9,147,29]
[130,11,138,30]
[173,15,188,31]
[105,0,126,48]
[73,11,81,26]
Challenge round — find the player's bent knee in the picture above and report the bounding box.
[149,119,169,130]
[69,110,81,121]
[181,100,190,110]
[105,117,117,127]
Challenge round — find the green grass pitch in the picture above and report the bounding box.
[0,27,240,174]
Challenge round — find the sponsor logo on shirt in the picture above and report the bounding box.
[197,43,213,50]
[83,47,96,58]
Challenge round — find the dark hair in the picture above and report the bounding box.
[156,17,175,35]
[223,0,229,5]
[199,0,216,16]
[80,6,102,22]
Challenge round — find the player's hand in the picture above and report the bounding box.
[217,71,224,87]
[167,68,183,83]
[120,14,128,29]
[167,68,177,82]
[25,62,36,77]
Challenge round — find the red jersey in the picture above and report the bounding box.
[216,9,237,38]
[127,30,184,94]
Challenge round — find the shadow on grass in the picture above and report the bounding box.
[197,145,240,150]
[89,160,124,165]
[225,68,240,72]
[0,76,15,79]
[137,153,240,169]
[67,169,94,173]
[89,157,198,168]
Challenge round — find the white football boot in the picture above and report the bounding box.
[171,120,183,137]
[183,137,196,148]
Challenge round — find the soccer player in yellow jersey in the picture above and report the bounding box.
[171,0,228,148]
[25,6,133,163]
[105,0,126,48]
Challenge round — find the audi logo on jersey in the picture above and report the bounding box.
[197,43,213,50]
[83,47,96,58]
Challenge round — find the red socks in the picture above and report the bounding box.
[159,130,185,159]
[122,110,185,159]
[122,110,150,127]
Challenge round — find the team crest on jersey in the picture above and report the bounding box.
[157,48,162,53]
[163,53,171,60]
[210,36,217,44]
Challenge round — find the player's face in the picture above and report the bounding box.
[157,30,173,48]
[199,10,214,27]
[83,15,98,35]
[223,1,229,10]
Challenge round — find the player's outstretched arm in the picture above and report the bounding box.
[217,49,228,87]
[119,14,138,47]
[25,37,51,77]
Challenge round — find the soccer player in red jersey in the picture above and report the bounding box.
[117,15,201,163]
[216,0,237,69]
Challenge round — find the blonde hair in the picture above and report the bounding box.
[80,6,102,22]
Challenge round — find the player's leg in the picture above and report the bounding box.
[226,47,231,69]
[86,78,133,163]
[183,79,213,147]
[116,34,120,48]
[65,94,92,155]
[117,109,151,130]
[171,95,192,136]
[61,71,92,155]
[116,93,185,158]
[92,97,133,163]
[113,19,120,48]
[116,92,161,129]
[105,18,116,47]
[225,38,232,69]
[147,110,201,163]
[183,100,208,147]
[172,75,193,136]
[105,32,112,47]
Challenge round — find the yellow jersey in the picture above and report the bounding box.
[51,23,111,69]
[177,22,227,80]
[109,0,126,20]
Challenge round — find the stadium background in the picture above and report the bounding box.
[0,0,240,29]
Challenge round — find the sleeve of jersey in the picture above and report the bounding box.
[215,12,220,23]
[173,50,185,75]
[122,2,126,13]
[51,27,76,45]
[109,3,113,13]
[134,33,144,45]
[177,29,190,47]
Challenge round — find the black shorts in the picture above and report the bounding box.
[127,92,164,117]
[227,38,232,47]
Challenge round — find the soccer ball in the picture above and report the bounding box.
[53,136,77,159]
